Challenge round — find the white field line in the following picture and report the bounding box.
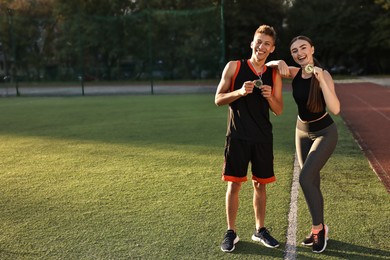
[284,154,300,260]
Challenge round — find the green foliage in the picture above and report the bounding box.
[0,1,223,82]
[224,0,286,60]
[284,0,389,73]
[0,0,389,83]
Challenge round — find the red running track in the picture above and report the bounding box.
[336,82,390,193]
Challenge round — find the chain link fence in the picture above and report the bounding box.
[0,7,223,96]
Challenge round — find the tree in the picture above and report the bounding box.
[370,0,390,73]
[223,0,287,61]
[51,0,222,80]
[53,0,134,80]
[284,0,389,73]
[1,0,388,83]
[0,0,55,80]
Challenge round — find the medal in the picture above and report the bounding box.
[250,60,265,89]
[254,79,263,88]
[305,64,314,74]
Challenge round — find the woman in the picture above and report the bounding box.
[267,35,340,253]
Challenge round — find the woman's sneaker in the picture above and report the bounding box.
[301,233,314,246]
[312,225,329,253]
[302,226,329,246]
[251,227,280,248]
[220,230,239,253]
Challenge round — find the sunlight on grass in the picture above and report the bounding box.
[0,94,388,259]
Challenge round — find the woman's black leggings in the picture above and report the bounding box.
[295,118,338,226]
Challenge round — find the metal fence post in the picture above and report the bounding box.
[220,0,226,70]
[78,12,85,96]
[8,8,19,96]
[147,9,154,95]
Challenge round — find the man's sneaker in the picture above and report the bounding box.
[301,226,329,246]
[220,230,239,253]
[312,224,329,253]
[251,227,280,248]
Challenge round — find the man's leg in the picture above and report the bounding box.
[226,181,242,231]
[221,181,242,252]
[251,181,279,248]
[253,181,266,229]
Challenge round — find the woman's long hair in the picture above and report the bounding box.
[290,36,324,113]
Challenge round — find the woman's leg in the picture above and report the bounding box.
[297,124,338,225]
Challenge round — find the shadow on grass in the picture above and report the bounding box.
[0,94,297,150]
[226,239,390,259]
[297,239,390,259]
[226,241,286,257]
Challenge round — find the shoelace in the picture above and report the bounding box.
[224,232,235,243]
[260,227,273,235]
[312,233,319,244]
[261,228,275,242]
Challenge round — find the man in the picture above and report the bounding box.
[215,25,283,253]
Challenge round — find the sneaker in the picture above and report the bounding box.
[312,224,329,253]
[251,227,280,248]
[301,226,329,246]
[220,230,239,253]
[301,233,314,246]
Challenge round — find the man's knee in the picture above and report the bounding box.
[227,181,242,194]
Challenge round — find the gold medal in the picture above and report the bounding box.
[305,64,314,74]
[254,79,263,88]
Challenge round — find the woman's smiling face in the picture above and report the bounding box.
[290,39,314,66]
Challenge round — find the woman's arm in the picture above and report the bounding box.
[313,67,340,115]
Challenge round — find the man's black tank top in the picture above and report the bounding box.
[226,59,276,143]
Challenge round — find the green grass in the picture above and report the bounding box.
[0,94,388,259]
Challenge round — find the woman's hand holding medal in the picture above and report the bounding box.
[305,63,325,83]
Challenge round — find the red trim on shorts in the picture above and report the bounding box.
[230,60,241,92]
[222,175,248,182]
[252,175,276,184]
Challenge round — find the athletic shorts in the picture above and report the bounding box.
[222,137,275,184]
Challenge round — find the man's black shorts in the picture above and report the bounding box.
[222,137,275,183]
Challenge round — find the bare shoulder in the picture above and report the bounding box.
[289,66,300,78]
[226,60,239,72]
[323,69,334,81]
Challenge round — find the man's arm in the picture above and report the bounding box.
[266,60,299,79]
[215,61,255,106]
[262,69,283,115]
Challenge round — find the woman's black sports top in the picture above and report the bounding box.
[292,69,326,121]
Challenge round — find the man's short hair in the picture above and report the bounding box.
[255,25,277,43]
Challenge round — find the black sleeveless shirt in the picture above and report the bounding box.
[292,69,326,121]
[226,59,276,143]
